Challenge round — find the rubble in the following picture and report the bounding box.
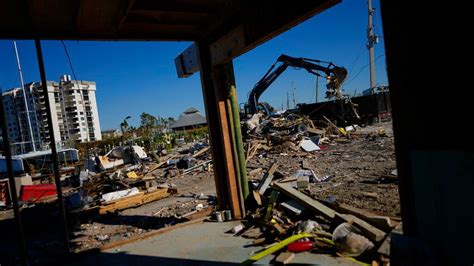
[1,107,397,266]
[235,115,397,265]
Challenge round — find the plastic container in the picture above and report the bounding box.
[287,240,313,252]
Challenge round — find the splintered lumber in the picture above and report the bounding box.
[323,115,347,136]
[335,213,386,242]
[257,163,278,195]
[377,222,403,256]
[192,147,210,158]
[306,127,325,135]
[252,190,262,206]
[183,160,212,174]
[275,252,295,264]
[334,203,396,232]
[273,182,336,220]
[99,188,170,214]
[246,143,261,163]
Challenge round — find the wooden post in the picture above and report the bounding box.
[196,41,243,218]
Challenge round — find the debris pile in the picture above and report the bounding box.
[66,139,217,251]
[230,116,398,264]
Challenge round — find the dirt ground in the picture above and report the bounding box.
[247,121,399,217]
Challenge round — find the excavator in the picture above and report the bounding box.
[242,54,359,125]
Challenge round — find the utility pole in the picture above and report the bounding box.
[292,81,296,108]
[14,41,36,152]
[367,0,378,94]
[315,76,319,103]
[286,91,290,109]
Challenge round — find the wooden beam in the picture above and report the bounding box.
[257,163,278,196]
[117,0,137,31]
[99,188,170,214]
[131,0,226,15]
[334,203,397,232]
[272,182,336,220]
[208,0,340,66]
[213,64,243,219]
[335,213,386,242]
[196,41,230,214]
[174,0,340,69]
[175,43,199,78]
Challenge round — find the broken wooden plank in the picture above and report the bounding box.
[335,213,386,242]
[275,252,295,264]
[246,143,261,163]
[334,203,396,232]
[257,163,278,195]
[306,127,326,135]
[272,182,336,220]
[377,222,403,256]
[192,147,209,158]
[99,188,170,214]
[273,223,286,235]
[323,115,347,136]
[252,190,262,206]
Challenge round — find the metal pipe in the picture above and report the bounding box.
[14,41,37,152]
[34,39,70,253]
[0,90,28,265]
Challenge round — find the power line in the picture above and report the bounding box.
[61,40,91,143]
[344,53,385,86]
[61,41,80,82]
[348,42,366,75]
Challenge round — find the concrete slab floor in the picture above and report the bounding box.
[70,221,358,265]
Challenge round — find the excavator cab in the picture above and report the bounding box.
[240,102,276,119]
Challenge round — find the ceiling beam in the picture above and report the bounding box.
[131,0,225,15]
[175,0,341,74]
[117,0,137,31]
[209,0,341,66]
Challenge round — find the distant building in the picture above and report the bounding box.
[101,129,122,139]
[1,75,102,155]
[169,107,207,131]
[59,75,102,144]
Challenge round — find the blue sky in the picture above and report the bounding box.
[0,0,387,130]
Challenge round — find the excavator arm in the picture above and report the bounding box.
[247,54,348,114]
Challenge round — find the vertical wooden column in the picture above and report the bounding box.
[196,41,244,219]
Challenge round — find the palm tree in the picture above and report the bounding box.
[120,116,131,133]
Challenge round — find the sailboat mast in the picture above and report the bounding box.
[14,41,36,152]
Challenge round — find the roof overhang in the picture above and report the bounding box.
[0,0,340,46]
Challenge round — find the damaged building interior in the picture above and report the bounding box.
[0,0,472,266]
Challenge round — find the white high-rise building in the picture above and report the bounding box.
[58,75,102,144]
[1,75,102,155]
